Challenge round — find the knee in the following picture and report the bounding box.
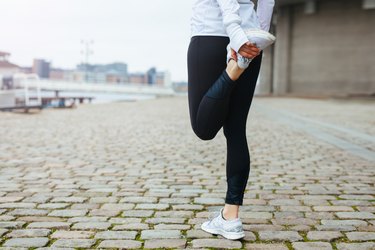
[192,127,216,141]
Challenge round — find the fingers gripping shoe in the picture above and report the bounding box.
[200,208,245,240]
[227,29,276,69]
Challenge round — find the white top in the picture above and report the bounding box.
[191,0,275,52]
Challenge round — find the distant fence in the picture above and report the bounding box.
[36,80,175,96]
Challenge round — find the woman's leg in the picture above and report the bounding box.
[222,52,263,217]
[188,36,240,141]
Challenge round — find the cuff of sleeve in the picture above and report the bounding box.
[226,23,249,53]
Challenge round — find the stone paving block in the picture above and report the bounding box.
[0,197,24,202]
[269,199,301,206]
[191,239,242,248]
[336,212,375,219]
[16,216,65,223]
[89,209,120,217]
[321,219,368,227]
[0,248,28,250]
[101,203,134,210]
[97,240,142,249]
[270,210,304,220]
[194,198,224,205]
[141,229,181,239]
[72,222,111,230]
[145,217,186,224]
[346,232,375,241]
[0,215,15,221]
[8,209,49,216]
[272,218,317,226]
[313,206,354,212]
[119,196,157,203]
[51,239,96,248]
[68,216,109,224]
[172,204,204,210]
[112,223,149,230]
[122,210,154,217]
[305,212,335,220]
[292,242,332,250]
[48,209,87,217]
[27,222,71,229]
[258,231,303,241]
[135,203,170,210]
[0,221,25,229]
[279,205,312,212]
[245,243,289,250]
[94,230,137,239]
[290,225,311,231]
[3,237,49,248]
[50,197,87,203]
[37,203,70,209]
[307,231,343,241]
[154,223,191,230]
[339,195,374,200]
[144,239,187,248]
[241,212,273,219]
[159,198,192,204]
[108,217,141,224]
[51,230,95,239]
[6,229,51,238]
[315,225,356,231]
[336,242,375,250]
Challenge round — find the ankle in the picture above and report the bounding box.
[222,206,239,220]
[226,59,245,81]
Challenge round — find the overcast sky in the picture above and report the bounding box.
[0,0,195,82]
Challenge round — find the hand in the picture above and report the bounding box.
[237,42,260,59]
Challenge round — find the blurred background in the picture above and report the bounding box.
[0,0,374,111]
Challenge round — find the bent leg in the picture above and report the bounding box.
[187,36,237,140]
[223,52,263,205]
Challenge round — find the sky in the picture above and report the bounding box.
[0,0,195,82]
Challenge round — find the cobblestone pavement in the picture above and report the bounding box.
[0,96,374,249]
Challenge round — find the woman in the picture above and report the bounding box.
[187,0,275,240]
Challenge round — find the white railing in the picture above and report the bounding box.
[36,79,175,96]
[0,73,42,109]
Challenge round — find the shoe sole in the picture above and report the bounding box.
[201,222,245,240]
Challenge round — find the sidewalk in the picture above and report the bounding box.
[0,96,374,249]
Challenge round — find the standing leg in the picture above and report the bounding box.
[223,52,263,212]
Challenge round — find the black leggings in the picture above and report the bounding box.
[187,36,262,205]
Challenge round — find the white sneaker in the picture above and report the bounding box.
[227,29,276,69]
[200,207,245,240]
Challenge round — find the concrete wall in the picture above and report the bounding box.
[257,0,375,96]
[290,0,375,95]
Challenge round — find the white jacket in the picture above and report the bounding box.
[191,0,275,53]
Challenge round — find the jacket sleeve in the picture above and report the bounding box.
[216,0,249,53]
[256,0,275,32]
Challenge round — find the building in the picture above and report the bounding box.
[0,51,20,77]
[76,62,128,83]
[128,68,171,86]
[256,0,375,96]
[32,59,50,79]
[49,68,65,80]
[156,71,172,87]
[128,73,147,84]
